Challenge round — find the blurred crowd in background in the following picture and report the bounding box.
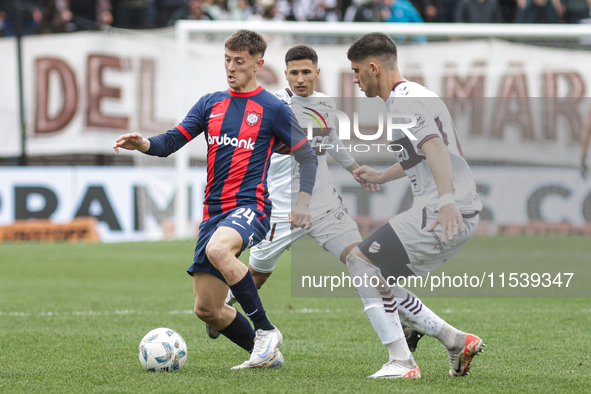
[1,0,590,37]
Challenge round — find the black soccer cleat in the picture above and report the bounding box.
[403,325,424,352]
[206,324,220,339]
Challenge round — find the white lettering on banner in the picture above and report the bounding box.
[207,134,255,150]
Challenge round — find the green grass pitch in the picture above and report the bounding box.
[1,236,590,393]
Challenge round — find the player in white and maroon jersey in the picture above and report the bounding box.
[246,45,364,287]
[345,33,485,379]
[247,86,363,283]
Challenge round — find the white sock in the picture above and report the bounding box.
[392,285,460,349]
[385,336,412,362]
[346,254,411,361]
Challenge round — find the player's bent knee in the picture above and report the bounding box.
[340,243,359,264]
[349,246,365,258]
[194,302,223,323]
[205,241,230,269]
[346,247,372,267]
[346,251,371,272]
[250,269,272,289]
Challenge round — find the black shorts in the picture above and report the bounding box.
[357,223,416,282]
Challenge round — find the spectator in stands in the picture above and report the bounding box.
[283,0,297,19]
[113,0,153,28]
[409,0,439,21]
[155,0,186,27]
[343,0,362,21]
[498,0,518,21]
[0,0,44,36]
[226,0,251,20]
[384,0,424,21]
[35,0,63,34]
[291,0,340,21]
[248,0,291,45]
[168,0,212,24]
[430,0,457,21]
[55,0,113,31]
[248,0,286,20]
[454,0,504,22]
[200,0,229,19]
[384,0,427,42]
[517,0,561,22]
[560,0,589,23]
[353,0,390,21]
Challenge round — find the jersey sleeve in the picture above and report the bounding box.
[272,100,309,153]
[272,101,317,195]
[145,96,208,157]
[326,128,356,168]
[404,99,441,151]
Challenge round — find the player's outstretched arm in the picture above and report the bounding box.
[345,162,378,192]
[113,132,151,153]
[421,137,465,243]
[353,163,406,192]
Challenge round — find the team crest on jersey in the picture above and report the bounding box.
[414,114,425,129]
[369,241,381,254]
[245,111,261,127]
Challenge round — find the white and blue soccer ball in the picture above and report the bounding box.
[138,328,188,372]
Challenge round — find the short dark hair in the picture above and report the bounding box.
[285,45,318,65]
[225,30,267,58]
[347,33,398,64]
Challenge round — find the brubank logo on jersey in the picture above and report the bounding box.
[208,134,255,150]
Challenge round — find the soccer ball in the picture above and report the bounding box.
[138,328,188,372]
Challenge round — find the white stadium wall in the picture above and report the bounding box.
[1,28,591,241]
[1,31,591,165]
[0,167,207,242]
[0,166,590,242]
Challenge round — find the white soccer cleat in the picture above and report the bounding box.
[231,349,284,370]
[247,328,283,367]
[225,290,237,306]
[368,359,421,379]
[448,333,485,377]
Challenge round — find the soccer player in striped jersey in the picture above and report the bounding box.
[113,30,318,370]
[207,45,425,353]
[345,33,484,379]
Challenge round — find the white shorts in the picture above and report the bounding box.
[389,203,479,277]
[249,206,362,274]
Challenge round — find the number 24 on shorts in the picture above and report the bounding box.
[232,208,256,225]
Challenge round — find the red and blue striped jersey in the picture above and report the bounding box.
[146,86,316,221]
